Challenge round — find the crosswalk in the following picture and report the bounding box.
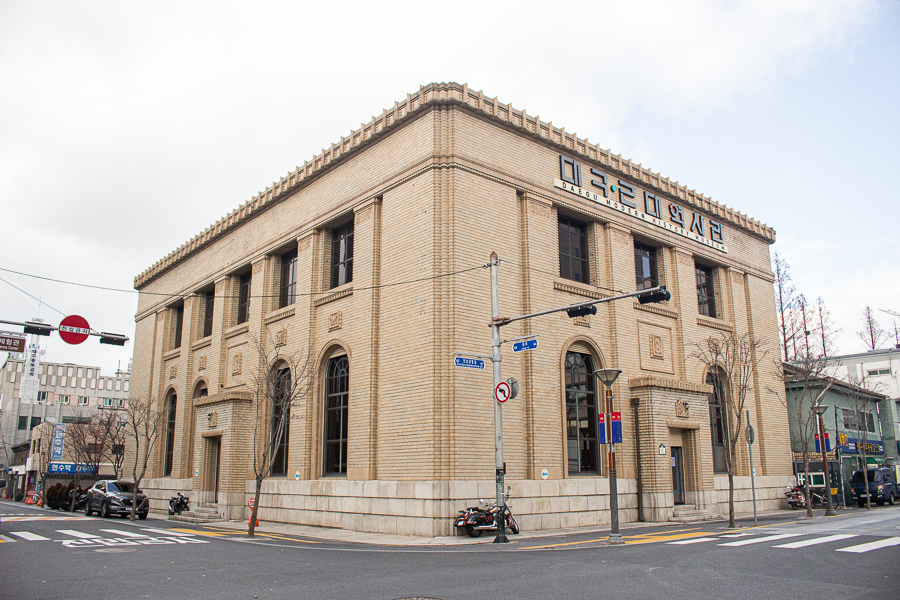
[665,531,900,554]
[0,527,211,549]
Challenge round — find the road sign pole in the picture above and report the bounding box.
[747,410,758,526]
[490,251,508,543]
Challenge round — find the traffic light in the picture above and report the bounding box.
[638,285,671,305]
[23,321,52,336]
[566,304,597,318]
[99,332,127,346]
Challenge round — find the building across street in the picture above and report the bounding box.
[131,82,792,535]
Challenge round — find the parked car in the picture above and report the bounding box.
[850,467,898,507]
[85,480,149,519]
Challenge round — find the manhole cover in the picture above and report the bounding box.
[94,548,137,553]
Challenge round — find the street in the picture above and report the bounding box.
[2,500,899,600]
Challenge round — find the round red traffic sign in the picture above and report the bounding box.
[59,315,90,345]
[247,497,255,508]
[494,381,512,404]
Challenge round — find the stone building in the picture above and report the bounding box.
[132,82,791,534]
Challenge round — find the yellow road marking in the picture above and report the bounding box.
[522,537,609,549]
[253,532,321,544]
[625,531,715,545]
[167,528,231,537]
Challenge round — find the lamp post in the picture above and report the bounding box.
[813,404,837,516]
[595,367,623,545]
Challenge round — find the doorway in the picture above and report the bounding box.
[211,437,221,499]
[672,446,685,505]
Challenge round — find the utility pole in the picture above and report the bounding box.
[489,252,508,543]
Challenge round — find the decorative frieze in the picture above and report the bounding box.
[231,353,242,376]
[328,311,343,331]
[275,327,287,347]
[198,356,207,371]
[675,399,690,418]
[649,334,665,360]
[169,365,177,379]
[207,412,218,428]
[553,281,604,299]
[314,288,353,307]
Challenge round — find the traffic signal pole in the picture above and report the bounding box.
[489,252,508,543]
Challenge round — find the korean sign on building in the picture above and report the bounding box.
[50,423,66,460]
[837,434,884,455]
[47,462,94,475]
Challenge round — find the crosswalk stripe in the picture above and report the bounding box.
[836,537,900,553]
[718,533,803,547]
[774,534,859,549]
[9,531,50,541]
[0,534,17,543]
[667,537,719,545]
[100,529,150,538]
[140,528,195,537]
[57,530,101,539]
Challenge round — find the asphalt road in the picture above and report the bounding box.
[2,500,898,600]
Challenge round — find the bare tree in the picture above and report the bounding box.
[244,334,312,537]
[813,297,841,358]
[124,396,165,521]
[692,332,768,527]
[858,306,886,351]
[843,375,882,509]
[97,408,127,479]
[773,252,800,361]
[64,410,108,508]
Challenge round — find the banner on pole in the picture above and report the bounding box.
[50,423,66,460]
[598,413,607,445]
[611,412,622,444]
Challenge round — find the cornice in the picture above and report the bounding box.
[628,376,713,394]
[135,82,776,289]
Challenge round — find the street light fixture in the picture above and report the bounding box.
[594,367,623,545]
[813,403,837,516]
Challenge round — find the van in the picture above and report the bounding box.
[850,467,898,507]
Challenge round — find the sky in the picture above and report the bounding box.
[1,0,898,374]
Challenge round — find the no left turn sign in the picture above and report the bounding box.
[494,381,512,404]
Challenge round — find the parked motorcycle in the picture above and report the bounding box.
[455,486,519,538]
[70,490,88,513]
[168,492,190,515]
[785,485,825,509]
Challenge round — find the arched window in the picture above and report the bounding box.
[707,371,728,473]
[565,352,599,475]
[271,366,290,476]
[323,356,349,475]
[164,393,177,476]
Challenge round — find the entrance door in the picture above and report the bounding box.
[672,446,685,505]
[212,437,221,500]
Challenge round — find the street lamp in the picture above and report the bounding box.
[594,367,623,545]
[813,403,837,516]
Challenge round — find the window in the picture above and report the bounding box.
[271,367,291,476]
[172,304,184,349]
[164,394,177,476]
[117,398,124,407]
[201,290,215,338]
[78,396,88,405]
[60,395,69,405]
[634,242,658,291]
[62,416,90,424]
[323,356,349,475]
[330,222,354,289]
[867,368,891,376]
[30,416,41,430]
[707,372,728,473]
[842,408,876,433]
[279,249,298,308]
[237,272,251,325]
[558,215,590,283]
[36,391,47,404]
[565,352,599,475]
[17,416,27,430]
[103,398,114,407]
[696,263,716,318]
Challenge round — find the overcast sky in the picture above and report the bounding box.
[1,0,898,374]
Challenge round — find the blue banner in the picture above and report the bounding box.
[50,423,66,460]
[837,435,884,455]
[47,462,93,475]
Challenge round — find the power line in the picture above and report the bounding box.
[0,263,487,302]
[497,257,627,296]
[0,275,67,317]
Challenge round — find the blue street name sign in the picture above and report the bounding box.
[454,357,486,369]
[512,339,538,353]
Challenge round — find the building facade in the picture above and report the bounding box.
[132,82,792,534]
[827,347,900,464]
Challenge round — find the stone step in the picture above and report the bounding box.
[669,507,715,523]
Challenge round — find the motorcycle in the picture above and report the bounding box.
[168,492,190,515]
[455,486,520,538]
[70,491,88,513]
[785,485,826,509]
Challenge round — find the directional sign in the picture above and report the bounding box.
[247,497,255,508]
[59,315,90,345]
[494,381,512,404]
[0,333,26,353]
[454,357,485,370]
[512,339,538,353]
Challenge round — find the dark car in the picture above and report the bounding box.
[85,480,149,519]
[850,467,898,507]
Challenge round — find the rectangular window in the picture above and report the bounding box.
[237,272,251,325]
[36,391,47,404]
[172,304,184,349]
[17,416,27,430]
[79,396,88,405]
[696,263,716,317]
[558,215,590,284]
[103,398,113,407]
[867,368,891,376]
[330,222,354,289]
[60,395,69,404]
[30,416,41,430]
[279,249,298,309]
[202,290,215,338]
[634,242,658,291]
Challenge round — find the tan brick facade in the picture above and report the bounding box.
[132,83,792,534]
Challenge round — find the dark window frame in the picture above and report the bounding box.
[237,272,251,325]
[558,215,590,284]
[330,222,354,289]
[270,367,291,476]
[696,263,717,318]
[202,290,215,338]
[707,372,728,473]
[565,352,600,475]
[164,394,177,476]
[323,355,349,476]
[279,250,298,309]
[17,415,27,430]
[634,241,659,291]
[172,305,184,349]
